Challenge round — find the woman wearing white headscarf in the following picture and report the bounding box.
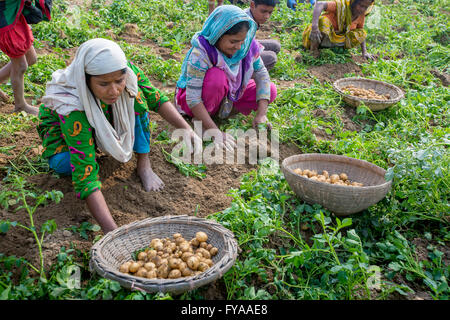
[37,38,200,233]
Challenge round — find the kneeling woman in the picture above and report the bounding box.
[175,5,277,149]
[37,38,199,233]
[303,0,375,59]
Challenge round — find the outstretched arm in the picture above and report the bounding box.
[158,100,194,131]
[311,1,328,31]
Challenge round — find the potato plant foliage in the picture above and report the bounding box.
[0,0,448,300]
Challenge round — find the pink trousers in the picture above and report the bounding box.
[176,67,277,117]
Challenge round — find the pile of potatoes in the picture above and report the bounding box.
[342,85,390,100]
[119,231,218,279]
[293,168,364,187]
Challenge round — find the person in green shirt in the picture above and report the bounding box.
[37,38,201,234]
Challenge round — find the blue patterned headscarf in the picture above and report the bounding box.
[177,5,258,90]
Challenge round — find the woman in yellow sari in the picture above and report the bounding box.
[303,0,375,59]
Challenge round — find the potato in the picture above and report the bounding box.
[169,258,182,269]
[168,269,182,279]
[144,262,156,271]
[209,247,218,256]
[187,256,200,270]
[150,238,160,246]
[179,242,191,252]
[203,259,214,267]
[190,238,200,247]
[175,237,186,246]
[195,252,203,259]
[330,174,340,183]
[322,170,329,178]
[200,242,208,249]
[173,233,182,239]
[339,173,348,181]
[181,267,193,277]
[181,252,194,262]
[146,249,157,259]
[146,270,157,279]
[157,264,170,279]
[128,262,139,273]
[196,231,208,243]
[303,169,311,177]
[179,261,187,270]
[199,248,211,259]
[136,268,147,278]
[198,262,209,272]
[151,255,162,267]
[160,258,169,267]
[119,261,131,273]
[293,168,303,175]
[137,251,147,261]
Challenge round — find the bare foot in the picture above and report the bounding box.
[14,103,39,116]
[138,166,165,191]
[0,89,10,102]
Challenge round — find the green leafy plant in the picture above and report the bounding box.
[66,222,101,240]
[0,175,63,279]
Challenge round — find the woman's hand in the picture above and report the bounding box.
[310,28,323,44]
[253,99,272,130]
[252,113,272,130]
[188,130,203,156]
[214,131,236,152]
[360,41,374,60]
[362,51,374,60]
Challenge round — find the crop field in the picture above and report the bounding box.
[0,0,448,300]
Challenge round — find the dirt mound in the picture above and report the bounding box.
[308,60,363,83]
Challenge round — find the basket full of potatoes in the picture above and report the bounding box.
[333,77,404,111]
[281,154,392,216]
[90,215,238,294]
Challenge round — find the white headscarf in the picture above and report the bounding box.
[42,38,138,163]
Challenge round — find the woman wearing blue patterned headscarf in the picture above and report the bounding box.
[176,5,277,150]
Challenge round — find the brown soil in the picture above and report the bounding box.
[308,59,364,83]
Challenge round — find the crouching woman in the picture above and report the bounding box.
[175,5,277,150]
[37,38,199,233]
[303,0,375,59]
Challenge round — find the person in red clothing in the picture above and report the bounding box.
[0,0,39,115]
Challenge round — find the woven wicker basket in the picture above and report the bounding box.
[90,215,238,295]
[333,77,404,111]
[281,154,392,216]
